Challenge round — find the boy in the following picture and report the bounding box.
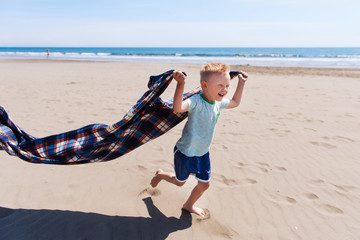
[150,62,248,217]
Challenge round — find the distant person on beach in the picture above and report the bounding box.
[46,49,50,58]
[151,62,248,217]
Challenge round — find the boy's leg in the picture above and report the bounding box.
[182,180,210,217]
[150,169,186,188]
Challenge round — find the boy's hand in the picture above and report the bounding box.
[238,71,248,82]
[226,71,248,109]
[172,70,189,113]
[172,70,186,84]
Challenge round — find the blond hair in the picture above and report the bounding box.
[200,62,230,82]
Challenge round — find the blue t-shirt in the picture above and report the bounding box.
[175,93,230,157]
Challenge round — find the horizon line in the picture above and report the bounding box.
[1,46,360,48]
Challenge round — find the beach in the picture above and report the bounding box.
[1,59,360,239]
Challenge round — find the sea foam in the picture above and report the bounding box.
[1,48,360,69]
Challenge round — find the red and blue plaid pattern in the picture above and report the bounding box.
[0,70,240,164]
[0,70,195,164]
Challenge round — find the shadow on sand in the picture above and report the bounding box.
[0,197,192,240]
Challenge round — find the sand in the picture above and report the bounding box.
[0,59,360,239]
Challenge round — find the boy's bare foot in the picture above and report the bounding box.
[150,169,163,188]
[182,204,206,217]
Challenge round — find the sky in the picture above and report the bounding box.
[0,0,359,47]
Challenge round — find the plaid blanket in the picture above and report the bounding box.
[0,70,240,164]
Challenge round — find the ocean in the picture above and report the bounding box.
[1,47,360,69]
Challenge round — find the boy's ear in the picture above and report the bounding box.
[200,80,207,89]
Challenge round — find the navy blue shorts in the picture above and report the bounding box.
[174,146,211,182]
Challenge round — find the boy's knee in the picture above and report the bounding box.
[198,181,210,190]
[175,180,186,187]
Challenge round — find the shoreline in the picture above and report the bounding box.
[1,53,360,70]
[1,58,360,78]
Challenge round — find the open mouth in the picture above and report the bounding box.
[218,93,224,97]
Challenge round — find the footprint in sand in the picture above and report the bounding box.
[256,162,270,168]
[316,203,344,215]
[137,164,147,171]
[306,179,357,196]
[216,174,240,186]
[310,141,337,149]
[153,145,165,152]
[331,183,359,193]
[258,167,269,173]
[265,191,297,205]
[345,113,355,118]
[274,166,287,172]
[138,187,161,197]
[333,136,355,143]
[241,111,256,116]
[234,162,250,172]
[254,162,271,173]
[322,136,355,143]
[66,81,80,85]
[236,162,245,168]
[193,211,238,238]
[227,132,244,136]
[198,218,235,239]
[240,178,258,185]
[214,174,257,186]
[221,144,229,150]
[235,162,287,175]
[194,208,211,221]
[307,178,327,186]
[268,128,291,137]
[302,192,320,200]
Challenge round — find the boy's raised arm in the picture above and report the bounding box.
[227,71,248,109]
[172,70,189,113]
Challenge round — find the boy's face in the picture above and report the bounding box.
[201,72,230,102]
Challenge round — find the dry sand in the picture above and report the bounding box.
[0,59,360,239]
